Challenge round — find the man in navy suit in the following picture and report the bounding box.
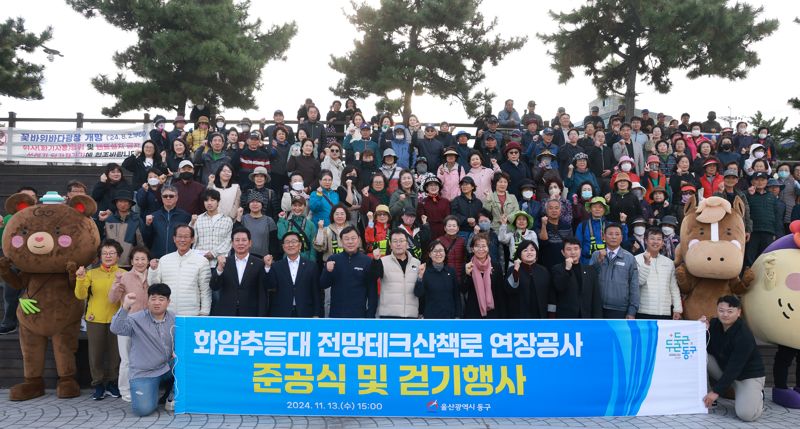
[210,227,270,317]
[320,226,378,318]
[264,231,322,317]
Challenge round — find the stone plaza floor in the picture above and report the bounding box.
[1,389,798,428]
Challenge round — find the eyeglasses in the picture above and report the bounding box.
[101,251,118,256]
[330,149,340,153]
[430,249,445,254]
[162,194,176,199]
[284,239,301,245]
[507,151,519,155]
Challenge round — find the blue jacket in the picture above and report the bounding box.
[143,207,192,258]
[383,125,416,169]
[308,188,340,226]
[575,217,628,265]
[320,251,378,318]
[564,170,600,199]
[590,247,639,316]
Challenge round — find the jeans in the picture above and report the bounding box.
[130,371,173,417]
[1,281,20,328]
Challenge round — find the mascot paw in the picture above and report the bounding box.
[56,377,80,399]
[773,388,800,409]
[9,377,45,401]
[0,256,10,271]
[65,261,78,274]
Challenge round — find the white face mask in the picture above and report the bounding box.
[758,133,767,139]
[691,130,701,137]
[549,187,560,196]
[738,127,746,133]
[621,163,632,172]
[753,151,764,159]
[216,121,225,128]
[522,190,534,200]
[662,226,674,236]
[633,226,646,235]
[147,177,160,187]
[291,182,304,191]
[196,104,205,110]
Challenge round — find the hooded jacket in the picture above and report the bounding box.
[382,125,416,169]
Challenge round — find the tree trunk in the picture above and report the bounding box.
[176,99,187,117]
[624,62,637,120]
[402,90,413,124]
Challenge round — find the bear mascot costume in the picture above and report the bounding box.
[674,195,750,320]
[0,192,100,400]
[742,220,800,408]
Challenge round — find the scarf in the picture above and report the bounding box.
[471,255,494,317]
[432,262,445,271]
[370,187,389,205]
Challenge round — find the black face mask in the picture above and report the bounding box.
[721,144,732,151]
[179,172,194,181]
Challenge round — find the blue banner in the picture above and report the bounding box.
[174,318,706,417]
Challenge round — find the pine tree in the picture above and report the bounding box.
[0,18,53,100]
[67,0,297,116]
[539,0,778,120]
[329,0,526,122]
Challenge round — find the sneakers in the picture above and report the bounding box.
[106,382,121,398]
[165,398,174,411]
[91,385,106,400]
[121,395,131,402]
[0,325,17,335]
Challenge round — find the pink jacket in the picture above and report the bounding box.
[109,270,149,314]
[467,165,501,202]
[437,163,466,201]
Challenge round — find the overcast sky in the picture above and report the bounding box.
[2,0,800,130]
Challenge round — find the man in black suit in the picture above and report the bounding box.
[264,231,321,317]
[211,227,270,317]
[551,238,603,318]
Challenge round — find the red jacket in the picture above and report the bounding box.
[417,195,450,239]
[437,234,467,284]
[699,174,723,199]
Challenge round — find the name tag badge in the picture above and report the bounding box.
[615,261,626,267]
[354,266,364,271]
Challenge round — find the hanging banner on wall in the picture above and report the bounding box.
[0,128,146,164]
[174,317,707,418]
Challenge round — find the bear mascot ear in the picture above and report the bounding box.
[4,193,37,215]
[683,193,697,217]
[732,195,746,219]
[65,195,97,217]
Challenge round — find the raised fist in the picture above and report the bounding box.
[149,258,159,270]
[619,212,627,223]
[318,220,325,229]
[191,214,198,225]
[399,193,406,201]
[145,215,154,225]
[372,248,381,259]
[278,211,286,219]
[465,261,474,273]
[417,263,426,279]
[513,259,521,272]
[263,254,273,267]
[500,214,508,224]
[208,174,215,183]
[216,255,227,271]
[100,173,107,183]
[326,260,336,272]
[367,211,374,222]
[75,266,86,279]
[98,210,112,221]
[421,214,428,225]
[564,258,573,270]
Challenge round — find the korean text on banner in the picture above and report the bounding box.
[173,318,706,418]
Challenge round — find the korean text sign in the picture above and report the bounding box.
[174,317,706,417]
[0,128,145,164]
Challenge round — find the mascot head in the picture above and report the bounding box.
[676,195,745,279]
[1,192,100,273]
[743,221,800,348]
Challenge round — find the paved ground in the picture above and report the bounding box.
[1,389,798,428]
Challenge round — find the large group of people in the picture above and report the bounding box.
[1,98,798,420]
